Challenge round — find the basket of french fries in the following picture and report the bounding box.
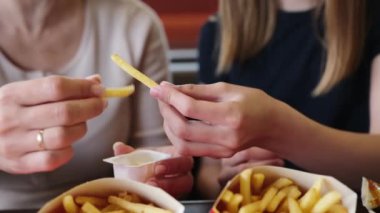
[38,178,184,213]
[211,166,357,213]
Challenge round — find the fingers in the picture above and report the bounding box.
[163,121,235,158]
[222,147,281,167]
[86,74,102,84]
[147,173,193,198]
[151,82,234,125]
[1,75,104,106]
[158,101,230,146]
[20,97,106,129]
[162,81,235,101]
[0,123,87,158]
[113,142,135,155]
[154,156,193,177]
[0,147,74,174]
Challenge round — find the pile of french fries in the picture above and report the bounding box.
[62,191,172,213]
[214,169,348,213]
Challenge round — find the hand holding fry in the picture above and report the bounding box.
[0,75,106,174]
[150,82,280,158]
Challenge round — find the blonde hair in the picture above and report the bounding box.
[217,0,367,96]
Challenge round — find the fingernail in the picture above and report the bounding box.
[86,74,102,83]
[91,84,104,96]
[150,86,161,98]
[155,165,166,175]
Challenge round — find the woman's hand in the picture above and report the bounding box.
[113,142,194,199]
[218,147,284,186]
[0,75,106,174]
[150,82,283,158]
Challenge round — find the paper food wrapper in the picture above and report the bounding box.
[38,178,184,213]
[361,177,380,213]
[211,166,357,213]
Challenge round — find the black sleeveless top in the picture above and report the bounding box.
[198,3,380,133]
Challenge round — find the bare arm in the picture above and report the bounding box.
[266,100,380,191]
[151,63,380,191]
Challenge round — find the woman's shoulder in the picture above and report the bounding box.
[89,0,161,26]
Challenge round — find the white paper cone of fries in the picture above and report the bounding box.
[39,178,184,213]
[211,166,357,213]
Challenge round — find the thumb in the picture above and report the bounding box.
[113,142,134,155]
[86,74,102,84]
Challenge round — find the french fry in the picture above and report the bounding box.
[101,204,123,212]
[271,177,293,189]
[62,195,79,213]
[311,191,342,213]
[102,211,126,213]
[266,190,287,212]
[299,188,319,212]
[81,202,101,213]
[252,173,265,195]
[104,85,135,98]
[60,191,171,213]
[239,201,261,213]
[108,195,172,213]
[288,198,303,213]
[227,193,243,213]
[75,196,107,208]
[326,204,348,213]
[214,170,349,213]
[277,185,303,212]
[221,190,234,203]
[240,169,253,205]
[111,54,158,89]
[310,178,324,194]
[260,187,278,211]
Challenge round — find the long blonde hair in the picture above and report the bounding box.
[217,0,367,95]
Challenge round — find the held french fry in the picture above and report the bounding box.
[111,54,158,89]
[104,85,135,98]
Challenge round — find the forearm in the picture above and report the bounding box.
[267,101,380,191]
